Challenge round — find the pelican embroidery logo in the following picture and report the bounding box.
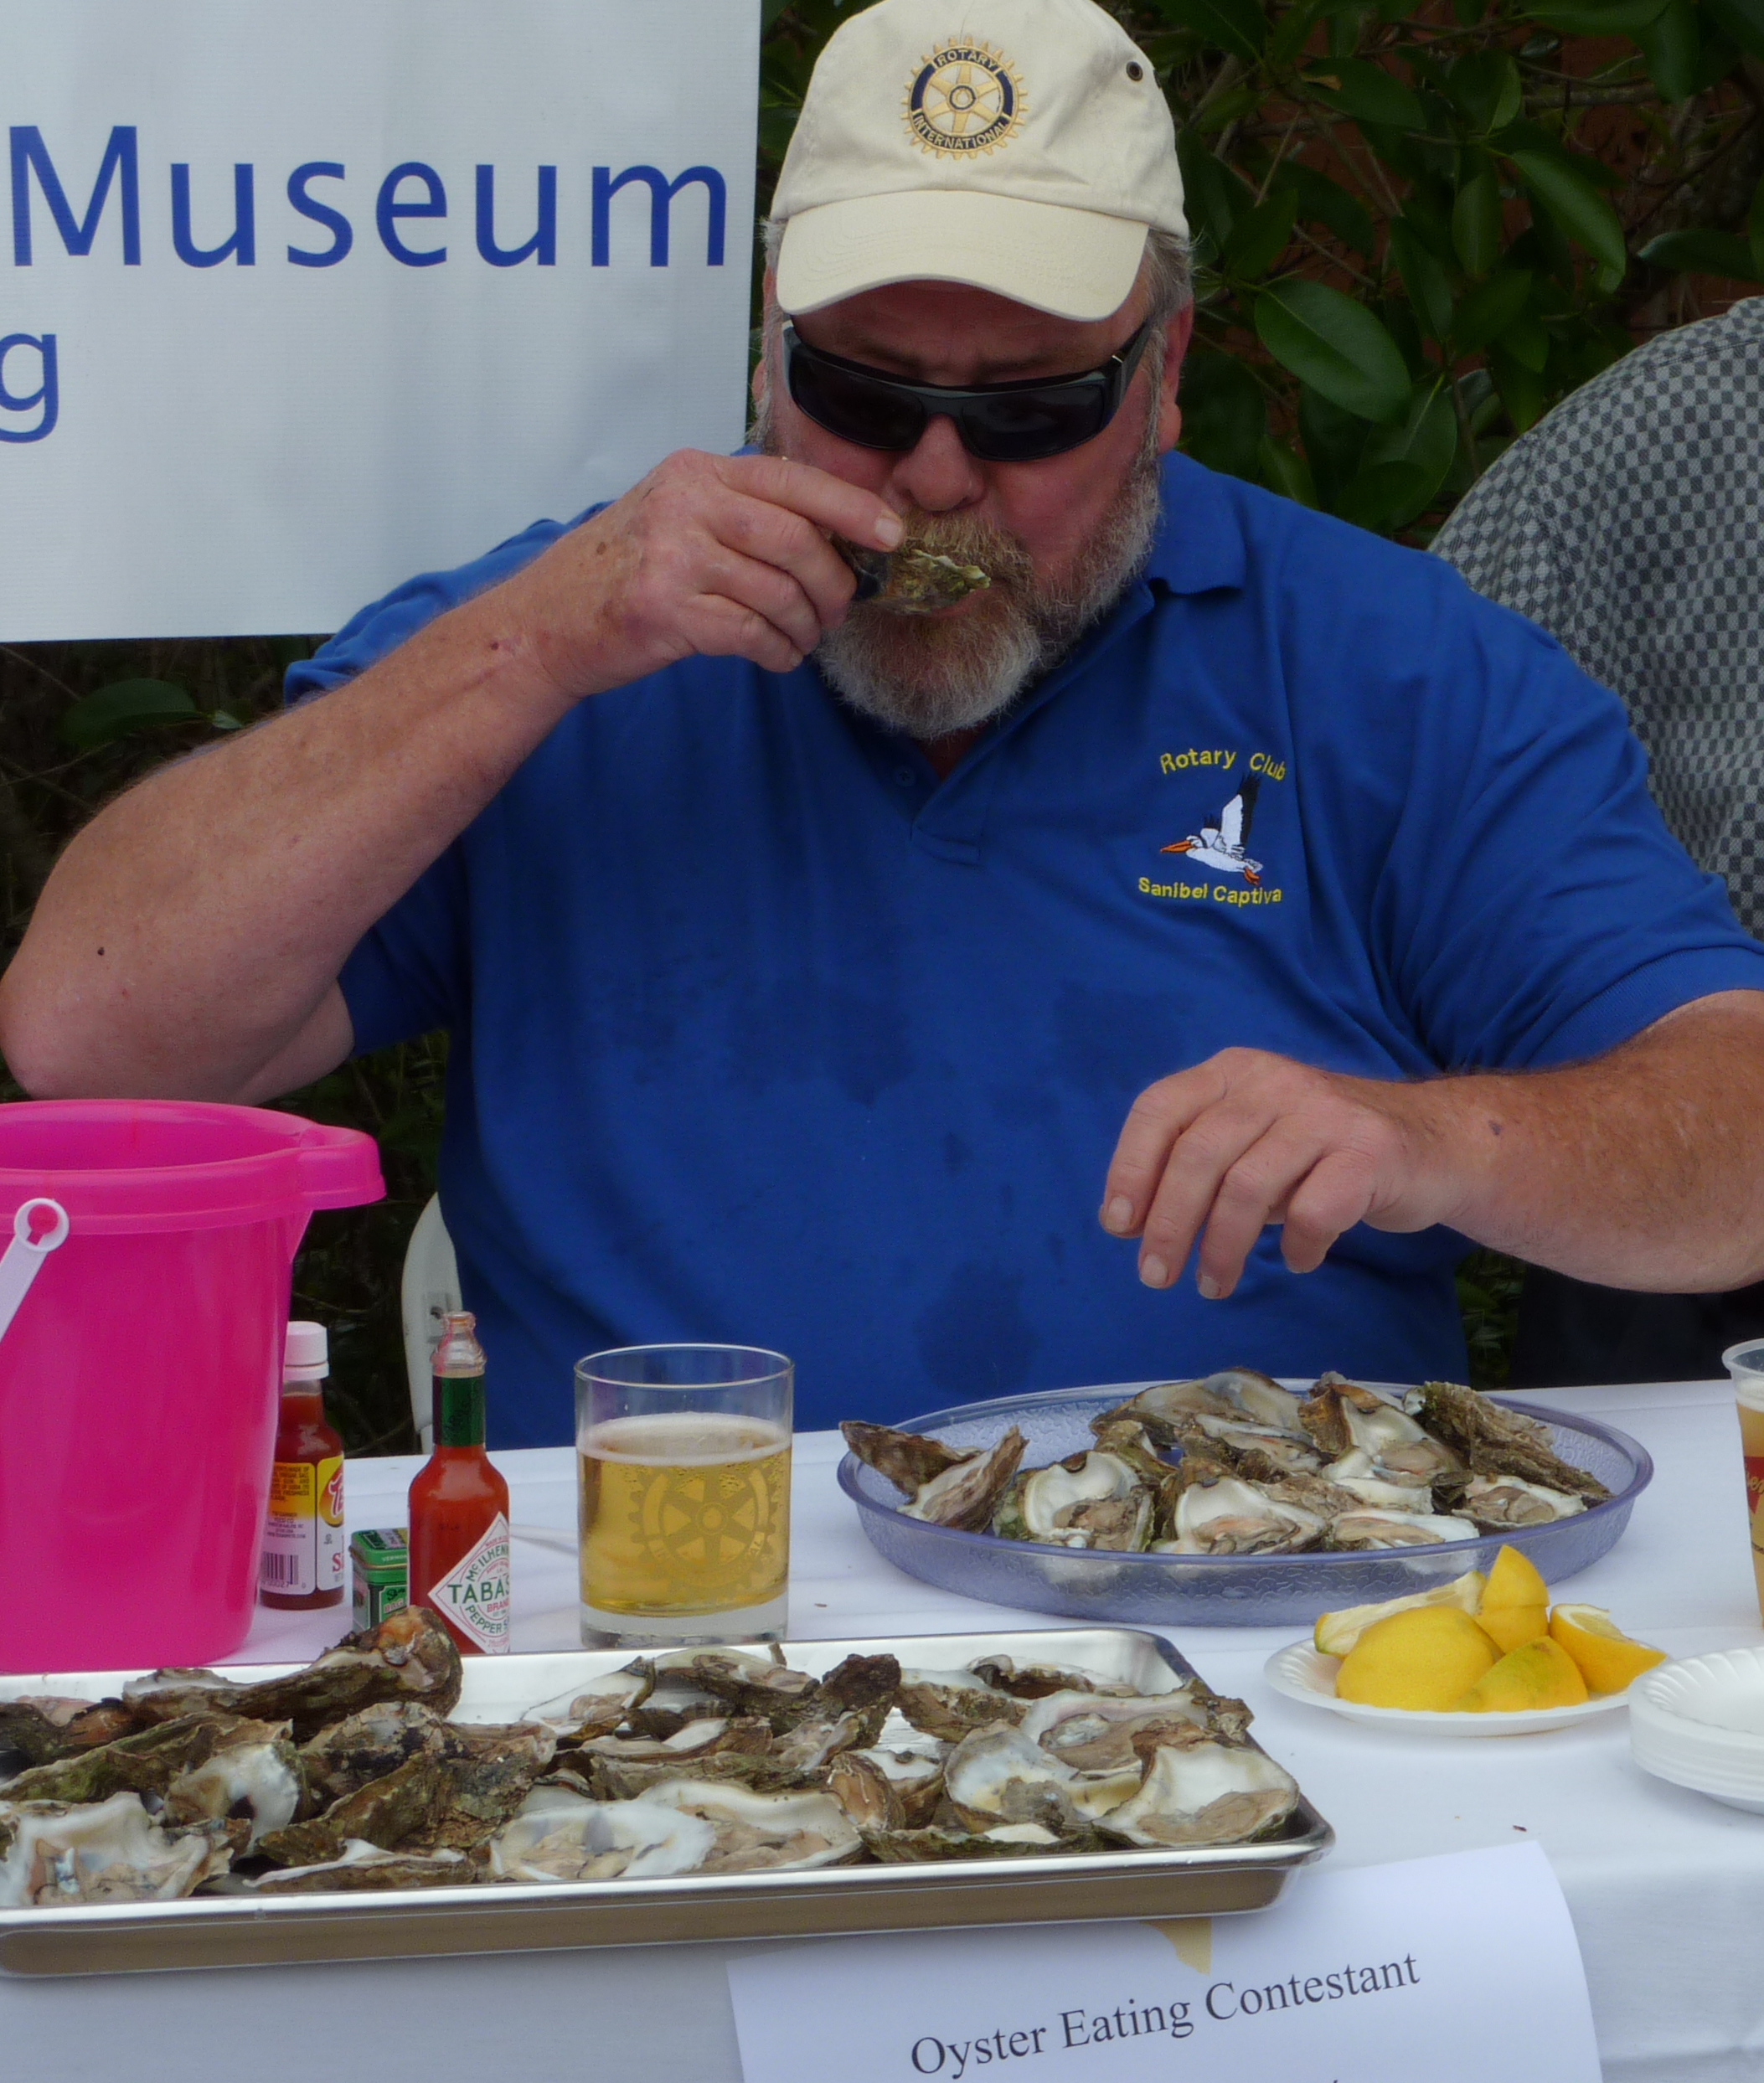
[904,42,1024,157]
[1163,775,1264,886]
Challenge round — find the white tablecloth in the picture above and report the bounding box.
[5,1379,1761,2080]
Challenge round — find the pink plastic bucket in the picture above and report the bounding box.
[0,1099,383,1673]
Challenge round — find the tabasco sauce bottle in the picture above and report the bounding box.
[408,1311,512,1655]
[260,1322,347,1610]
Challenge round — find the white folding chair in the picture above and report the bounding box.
[400,1194,462,1452]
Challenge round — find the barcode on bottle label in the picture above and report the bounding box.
[260,1549,303,1587]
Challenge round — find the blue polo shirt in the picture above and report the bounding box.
[291,454,1764,1446]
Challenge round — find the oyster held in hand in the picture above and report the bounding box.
[836,539,991,613]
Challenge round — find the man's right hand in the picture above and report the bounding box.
[500,451,905,699]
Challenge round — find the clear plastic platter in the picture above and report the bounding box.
[838,1381,1652,1628]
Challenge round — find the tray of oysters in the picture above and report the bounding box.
[0,1610,1330,1976]
[838,1374,1652,1629]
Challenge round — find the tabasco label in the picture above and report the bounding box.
[431,1513,512,1653]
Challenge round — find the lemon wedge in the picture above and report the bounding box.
[1479,1544,1549,1611]
[1336,1606,1498,1710]
[1314,1570,1486,1659]
[1453,1637,1588,1712]
[1478,1603,1550,1656]
[1549,1603,1667,1693]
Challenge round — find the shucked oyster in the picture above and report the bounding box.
[1326,1511,1481,1550]
[640,1779,862,1872]
[1104,1738,1298,1848]
[940,1725,1140,1836]
[1455,1474,1588,1529]
[826,1748,945,1832]
[1096,1370,1304,1446]
[480,1787,714,1883]
[1299,1375,1461,1481]
[992,1451,1153,1551]
[161,1722,302,1851]
[843,1421,1028,1533]
[895,1670,1027,1743]
[1154,1470,1327,1556]
[0,1792,230,1906]
[837,539,991,613]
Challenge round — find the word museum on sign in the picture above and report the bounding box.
[0,126,731,441]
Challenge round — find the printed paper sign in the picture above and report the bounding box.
[0,0,758,638]
[726,1845,1602,2083]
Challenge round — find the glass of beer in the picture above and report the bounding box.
[575,1344,792,1647]
[1725,1340,1764,1624]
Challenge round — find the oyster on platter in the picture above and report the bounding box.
[843,1373,1606,1564]
[0,1622,1309,1904]
[0,1792,230,1906]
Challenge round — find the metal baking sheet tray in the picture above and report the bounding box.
[0,1627,1333,1977]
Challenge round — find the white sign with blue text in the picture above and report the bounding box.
[726,1845,1602,2083]
[0,0,758,639]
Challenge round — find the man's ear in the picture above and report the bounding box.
[1155,303,1195,456]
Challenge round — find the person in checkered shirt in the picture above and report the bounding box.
[1435,294,1764,1387]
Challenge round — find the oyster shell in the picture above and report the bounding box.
[826,1749,945,1832]
[1322,1446,1435,1513]
[863,1823,1070,1862]
[1407,1382,1610,1503]
[901,1429,1027,1531]
[1096,1369,1303,1444]
[575,1716,766,1766]
[0,1698,138,1771]
[480,1787,714,1882]
[640,1779,862,1872]
[1155,1472,1327,1556]
[1103,1739,1299,1848]
[941,1724,1140,1834]
[1017,1691,1220,1774]
[1298,1375,1460,1479]
[991,1451,1153,1551]
[839,1421,973,1494]
[123,1607,462,1740]
[895,1671,1026,1742]
[1325,1511,1481,1550]
[966,1657,1139,1701]
[523,1663,654,1740]
[161,1722,302,1850]
[247,1839,472,1894]
[0,1792,230,1905]
[837,539,992,614]
[297,1699,456,1807]
[677,1650,821,1725]
[1456,1474,1587,1529]
[0,1713,233,1807]
[256,1749,454,1867]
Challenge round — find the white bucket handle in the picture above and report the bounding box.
[0,1198,70,1346]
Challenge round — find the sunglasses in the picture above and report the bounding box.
[781,318,1155,464]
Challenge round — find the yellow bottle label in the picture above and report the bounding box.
[262,1458,345,1597]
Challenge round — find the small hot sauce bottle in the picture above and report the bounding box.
[408,1311,512,1655]
[260,1321,347,1610]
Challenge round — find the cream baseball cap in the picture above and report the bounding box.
[771,0,1187,324]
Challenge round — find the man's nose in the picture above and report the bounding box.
[887,411,985,513]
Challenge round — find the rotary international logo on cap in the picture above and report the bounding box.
[903,39,1025,156]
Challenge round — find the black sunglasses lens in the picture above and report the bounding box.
[789,351,926,451]
[962,385,1109,462]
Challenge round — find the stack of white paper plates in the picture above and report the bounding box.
[1630,1647,1764,1812]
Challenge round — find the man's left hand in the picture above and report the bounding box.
[1099,1048,1458,1298]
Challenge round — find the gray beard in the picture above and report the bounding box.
[752,394,1165,740]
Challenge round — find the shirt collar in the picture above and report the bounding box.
[1142,451,1249,596]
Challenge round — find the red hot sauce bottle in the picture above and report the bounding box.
[408,1312,512,1655]
[260,1321,347,1610]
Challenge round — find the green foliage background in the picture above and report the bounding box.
[3,0,1754,1444]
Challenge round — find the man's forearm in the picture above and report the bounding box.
[0,593,571,1102]
[1404,993,1764,1292]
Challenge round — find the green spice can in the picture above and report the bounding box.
[350,1527,409,1630]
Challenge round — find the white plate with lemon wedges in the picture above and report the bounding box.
[1264,1544,1667,1736]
